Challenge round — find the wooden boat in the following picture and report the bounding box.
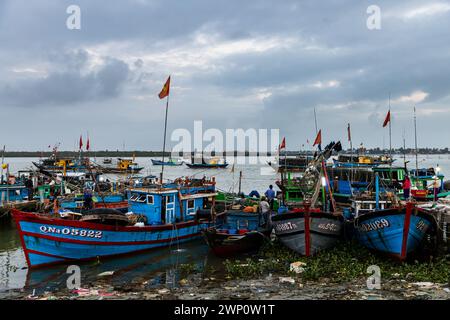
[186,163,228,169]
[354,203,436,260]
[409,168,450,201]
[151,158,182,166]
[272,141,345,256]
[268,155,311,173]
[203,210,271,257]
[332,154,394,168]
[12,177,218,268]
[272,206,344,256]
[100,158,144,174]
[185,155,228,169]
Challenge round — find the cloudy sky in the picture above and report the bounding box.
[1,0,449,151]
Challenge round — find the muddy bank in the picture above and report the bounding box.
[2,272,450,300]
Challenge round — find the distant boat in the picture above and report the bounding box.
[100,158,144,174]
[151,158,183,166]
[333,154,394,168]
[185,155,228,169]
[186,163,228,169]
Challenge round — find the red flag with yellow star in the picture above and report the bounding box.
[158,76,171,99]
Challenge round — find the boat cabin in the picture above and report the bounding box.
[127,178,217,225]
[0,184,29,203]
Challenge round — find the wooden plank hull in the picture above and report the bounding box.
[272,211,344,256]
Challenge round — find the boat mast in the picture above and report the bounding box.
[160,89,170,184]
[402,128,406,168]
[1,145,5,184]
[388,93,392,163]
[414,106,418,175]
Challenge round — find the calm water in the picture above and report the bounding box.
[1,154,449,294]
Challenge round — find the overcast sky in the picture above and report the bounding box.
[1,0,449,151]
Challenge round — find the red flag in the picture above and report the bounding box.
[158,76,171,99]
[279,137,286,150]
[347,123,351,142]
[79,135,83,150]
[313,130,322,146]
[382,110,391,127]
[86,137,90,151]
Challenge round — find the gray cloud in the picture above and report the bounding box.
[0,0,449,149]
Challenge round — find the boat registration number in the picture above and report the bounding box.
[39,226,103,239]
[358,219,390,232]
[274,221,298,232]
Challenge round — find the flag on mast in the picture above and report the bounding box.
[79,135,83,150]
[382,110,391,127]
[313,130,322,146]
[347,123,351,142]
[279,137,286,150]
[86,136,90,151]
[158,76,171,99]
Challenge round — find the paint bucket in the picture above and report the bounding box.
[278,206,288,214]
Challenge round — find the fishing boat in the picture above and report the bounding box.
[353,203,436,260]
[409,168,450,201]
[100,158,144,174]
[272,206,344,256]
[185,156,228,169]
[12,177,218,268]
[203,210,271,257]
[272,141,345,256]
[151,158,183,166]
[332,154,394,168]
[268,154,311,173]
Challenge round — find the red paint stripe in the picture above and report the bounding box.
[304,209,311,257]
[12,209,200,231]
[400,202,413,260]
[22,230,201,246]
[27,248,68,260]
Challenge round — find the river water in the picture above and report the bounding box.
[1,154,449,296]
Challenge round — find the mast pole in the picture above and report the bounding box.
[414,106,418,174]
[1,145,5,184]
[160,94,170,184]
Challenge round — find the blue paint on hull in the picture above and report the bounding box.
[354,210,433,256]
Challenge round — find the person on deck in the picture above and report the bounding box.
[402,175,411,200]
[83,188,93,210]
[25,178,34,201]
[264,185,276,210]
[259,197,271,226]
[432,177,441,202]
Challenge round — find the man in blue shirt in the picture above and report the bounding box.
[264,185,276,209]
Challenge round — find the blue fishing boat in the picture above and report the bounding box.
[151,158,182,166]
[203,210,271,257]
[0,183,33,217]
[12,177,218,268]
[354,203,435,260]
[59,193,128,213]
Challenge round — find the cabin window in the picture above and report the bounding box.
[146,195,154,204]
[130,194,139,201]
[167,195,174,203]
[135,194,146,202]
[186,199,196,215]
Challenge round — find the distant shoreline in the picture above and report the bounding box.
[1,150,449,158]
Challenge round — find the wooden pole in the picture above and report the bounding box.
[238,171,242,195]
[160,95,170,184]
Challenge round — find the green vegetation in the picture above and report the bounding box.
[224,240,450,283]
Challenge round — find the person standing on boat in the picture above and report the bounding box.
[25,177,34,201]
[432,177,441,202]
[402,175,411,200]
[259,196,271,226]
[264,185,275,210]
[83,188,93,210]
